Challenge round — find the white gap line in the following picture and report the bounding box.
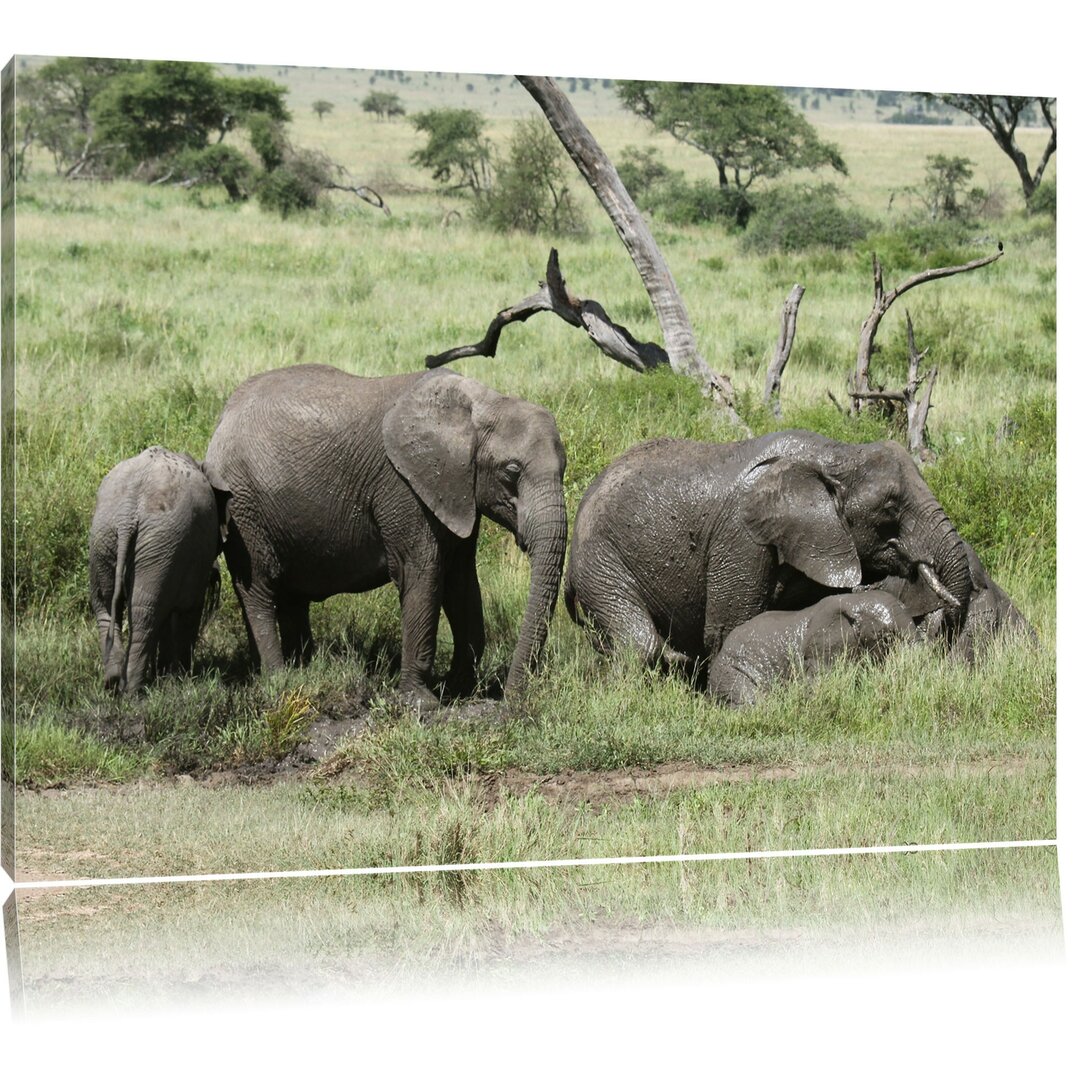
[12,838,1057,892]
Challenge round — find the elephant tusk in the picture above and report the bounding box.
[916,561,961,610]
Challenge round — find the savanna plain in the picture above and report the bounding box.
[7,68,1059,1002]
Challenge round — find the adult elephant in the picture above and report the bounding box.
[564,431,971,675]
[203,364,567,709]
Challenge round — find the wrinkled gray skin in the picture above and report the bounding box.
[878,540,1035,660]
[709,590,916,706]
[203,364,568,710]
[565,431,971,679]
[89,447,221,694]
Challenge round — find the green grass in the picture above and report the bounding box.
[10,68,1055,942]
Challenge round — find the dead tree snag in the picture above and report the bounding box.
[763,284,805,418]
[852,245,1005,408]
[515,75,747,432]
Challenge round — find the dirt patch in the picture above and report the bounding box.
[485,762,800,807]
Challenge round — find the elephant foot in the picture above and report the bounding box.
[443,671,478,701]
[399,684,441,717]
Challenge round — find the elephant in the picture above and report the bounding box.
[202,364,568,710]
[878,540,1036,660]
[89,446,221,694]
[564,431,972,681]
[709,590,917,706]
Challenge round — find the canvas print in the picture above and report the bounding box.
[0,56,1059,1012]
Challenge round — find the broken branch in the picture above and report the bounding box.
[763,284,805,418]
[426,248,670,372]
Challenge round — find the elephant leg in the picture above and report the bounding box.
[124,603,163,694]
[169,607,203,675]
[232,579,285,672]
[395,560,444,711]
[96,609,127,693]
[442,542,484,697]
[222,526,283,672]
[602,598,691,670]
[277,598,314,666]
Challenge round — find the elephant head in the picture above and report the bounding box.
[383,370,568,696]
[745,434,972,638]
[821,437,972,637]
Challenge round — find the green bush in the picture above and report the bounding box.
[476,116,587,237]
[617,146,752,227]
[1028,178,1056,219]
[741,184,870,253]
[859,220,980,274]
[256,152,331,217]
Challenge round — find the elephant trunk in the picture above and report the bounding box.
[504,484,568,700]
[898,504,972,640]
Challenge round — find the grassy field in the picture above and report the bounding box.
[8,66,1057,967]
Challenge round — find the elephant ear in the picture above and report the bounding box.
[382,371,478,539]
[742,458,861,589]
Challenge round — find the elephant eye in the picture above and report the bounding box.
[503,461,523,481]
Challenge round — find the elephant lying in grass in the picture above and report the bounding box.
[89,447,221,694]
[203,365,568,710]
[709,590,916,706]
[566,432,972,681]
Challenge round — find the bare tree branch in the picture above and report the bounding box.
[426,248,667,372]
[325,182,391,216]
[853,245,1004,406]
[904,312,937,461]
[762,284,805,418]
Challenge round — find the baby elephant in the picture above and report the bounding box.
[89,447,221,693]
[709,590,916,706]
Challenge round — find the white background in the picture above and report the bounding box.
[1,3,1074,1072]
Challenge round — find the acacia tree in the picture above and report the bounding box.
[616,81,847,194]
[90,61,289,167]
[362,91,405,122]
[924,95,1055,202]
[409,107,493,196]
[16,56,142,175]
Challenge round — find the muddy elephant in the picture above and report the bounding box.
[203,364,568,709]
[878,540,1036,660]
[564,431,971,679]
[709,590,916,706]
[89,447,221,694]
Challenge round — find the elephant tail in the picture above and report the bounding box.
[106,523,136,657]
[201,561,222,632]
[563,578,581,626]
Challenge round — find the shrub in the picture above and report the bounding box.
[176,144,255,202]
[477,116,587,237]
[741,184,870,253]
[1028,178,1056,219]
[858,220,979,274]
[256,150,334,217]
